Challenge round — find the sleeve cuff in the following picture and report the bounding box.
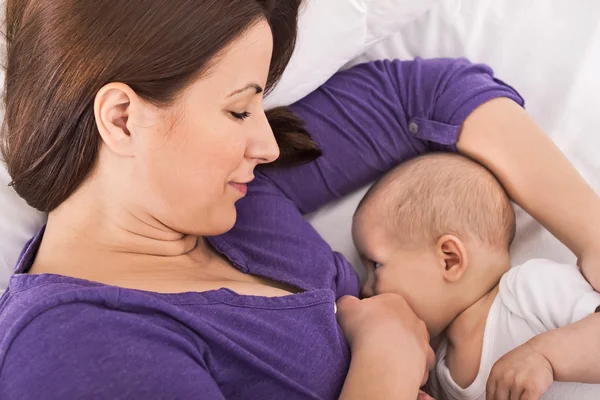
[424,77,526,153]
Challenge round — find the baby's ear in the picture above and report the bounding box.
[436,235,468,283]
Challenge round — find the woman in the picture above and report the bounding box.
[1,1,600,399]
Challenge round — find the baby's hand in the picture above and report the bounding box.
[486,342,553,400]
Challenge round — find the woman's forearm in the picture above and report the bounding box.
[340,343,422,400]
[529,312,600,383]
[457,97,600,258]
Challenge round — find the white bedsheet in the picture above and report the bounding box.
[307,0,600,277]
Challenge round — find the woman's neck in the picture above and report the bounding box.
[28,188,221,289]
[30,209,300,296]
[27,176,301,297]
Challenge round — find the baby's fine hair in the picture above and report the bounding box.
[356,153,516,250]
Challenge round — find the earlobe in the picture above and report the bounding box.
[437,235,468,283]
[94,83,136,157]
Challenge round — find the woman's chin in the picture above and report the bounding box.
[203,207,238,237]
[217,214,237,235]
[172,203,238,237]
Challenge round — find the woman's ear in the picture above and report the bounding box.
[436,235,469,283]
[94,82,138,157]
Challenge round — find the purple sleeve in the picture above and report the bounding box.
[0,304,224,400]
[262,58,525,213]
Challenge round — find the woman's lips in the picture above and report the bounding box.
[229,182,248,196]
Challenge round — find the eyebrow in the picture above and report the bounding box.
[227,83,264,98]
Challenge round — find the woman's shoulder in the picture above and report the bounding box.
[1,273,163,318]
[0,274,223,398]
[0,274,203,360]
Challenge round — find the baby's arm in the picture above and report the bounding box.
[530,311,600,383]
[487,260,600,397]
[513,261,600,383]
[457,97,600,291]
[488,310,600,399]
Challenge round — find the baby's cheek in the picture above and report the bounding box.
[376,272,409,298]
[374,272,394,295]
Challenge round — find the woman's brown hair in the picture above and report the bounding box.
[1,0,321,213]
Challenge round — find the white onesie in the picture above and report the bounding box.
[429,259,600,400]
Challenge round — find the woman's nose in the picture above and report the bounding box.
[247,114,280,164]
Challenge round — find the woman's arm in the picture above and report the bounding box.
[262,58,523,214]
[457,97,600,290]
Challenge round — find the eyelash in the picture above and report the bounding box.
[230,111,252,121]
[370,261,382,269]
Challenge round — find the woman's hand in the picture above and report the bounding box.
[337,294,435,399]
[486,342,553,400]
[337,293,435,385]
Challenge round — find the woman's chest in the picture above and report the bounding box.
[180,293,349,400]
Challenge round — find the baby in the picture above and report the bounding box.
[352,153,600,400]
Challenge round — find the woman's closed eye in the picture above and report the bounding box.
[230,111,252,121]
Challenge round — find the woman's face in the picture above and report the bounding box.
[125,21,278,236]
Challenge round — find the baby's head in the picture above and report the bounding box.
[352,153,515,337]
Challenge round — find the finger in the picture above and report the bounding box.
[426,345,436,371]
[420,368,430,388]
[419,320,431,343]
[521,389,543,400]
[335,296,360,313]
[421,347,435,388]
[417,390,434,400]
[486,378,497,399]
[495,386,510,400]
[510,387,524,400]
[336,295,359,306]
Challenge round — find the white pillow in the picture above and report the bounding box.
[263,0,369,109]
[0,0,441,291]
[0,164,46,275]
[264,0,441,108]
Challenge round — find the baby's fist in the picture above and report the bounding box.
[487,342,553,400]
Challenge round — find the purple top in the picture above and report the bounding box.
[0,59,523,399]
